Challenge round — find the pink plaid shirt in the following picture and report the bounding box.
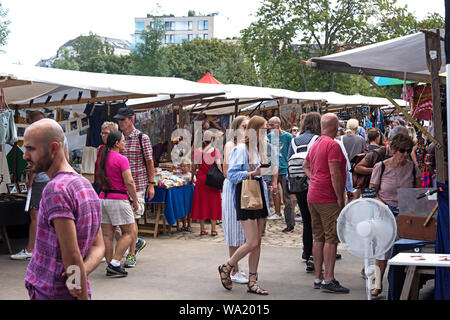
[121,128,153,192]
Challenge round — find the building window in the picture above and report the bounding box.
[165,21,175,31]
[198,20,208,31]
[165,34,175,44]
[188,34,193,41]
[203,33,208,40]
[135,22,145,32]
[188,21,193,30]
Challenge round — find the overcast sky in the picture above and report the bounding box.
[0,0,445,66]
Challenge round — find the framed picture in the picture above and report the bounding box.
[69,119,79,132]
[6,183,19,194]
[18,183,28,194]
[80,116,89,130]
[16,124,28,139]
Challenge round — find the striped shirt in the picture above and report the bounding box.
[121,128,153,192]
[25,172,101,299]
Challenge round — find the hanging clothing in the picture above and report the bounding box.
[83,103,123,148]
[0,110,18,145]
[412,85,433,121]
[372,107,385,133]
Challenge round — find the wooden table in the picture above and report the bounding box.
[388,253,450,300]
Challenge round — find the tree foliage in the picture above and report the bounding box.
[0,2,10,50]
[240,0,445,95]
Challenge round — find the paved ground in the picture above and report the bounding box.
[0,218,387,301]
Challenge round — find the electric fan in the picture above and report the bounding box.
[337,198,397,300]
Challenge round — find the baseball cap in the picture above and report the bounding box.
[114,105,134,119]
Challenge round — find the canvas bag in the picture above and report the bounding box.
[241,164,263,210]
[287,134,318,193]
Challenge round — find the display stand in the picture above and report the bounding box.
[137,203,179,238]
[388,253,450,300]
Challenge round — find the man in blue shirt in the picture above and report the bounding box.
[267,117,295,233]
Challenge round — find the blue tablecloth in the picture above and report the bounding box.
[146,185,194,226]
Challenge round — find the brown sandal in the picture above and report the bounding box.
[211,230,218,237]
[247,272,268,295]
[218,263,233,290]
[200,230,208,236]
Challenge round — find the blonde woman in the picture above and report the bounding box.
[222,116,249,284]
[218,116,270,295]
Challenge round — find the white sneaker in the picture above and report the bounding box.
[295,216,303,222]
[101,257,106,263]
[267,214,282,220]
[231,271,249,284]
[10,249,32,261]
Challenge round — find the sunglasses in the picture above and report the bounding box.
[398,148,412,154]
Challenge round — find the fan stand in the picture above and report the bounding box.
[364,258,376,300]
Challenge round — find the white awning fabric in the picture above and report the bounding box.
[308,29,445,83]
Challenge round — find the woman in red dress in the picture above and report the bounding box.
[191,130,223,236]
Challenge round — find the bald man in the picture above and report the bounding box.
[23,119,104,300]
[302,113,349,293]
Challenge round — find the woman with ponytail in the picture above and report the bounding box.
[97,130,139,278]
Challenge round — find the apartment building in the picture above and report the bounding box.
[132,13,215,48]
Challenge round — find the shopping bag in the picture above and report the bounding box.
[240,177,263,210]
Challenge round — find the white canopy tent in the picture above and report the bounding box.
[0,62,226,108]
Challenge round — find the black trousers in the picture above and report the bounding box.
[295,190,313,259]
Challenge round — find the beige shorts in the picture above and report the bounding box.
[134,191,145,220]
[308,202,341,244]
[101,199,135,226]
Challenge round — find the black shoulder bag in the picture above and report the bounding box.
[205,148,225,190]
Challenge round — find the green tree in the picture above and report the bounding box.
[130,15,168,76]
[0,2,10,50]
[240,0,445,95]
[52,32,132,74]
[52,47,80,70]
[162,38,259,85]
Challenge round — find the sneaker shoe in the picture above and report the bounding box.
[267,214,282,220]
[106,263,128,277]
[135,238,147,255]
[101,257,106,263]
[336,253,342,260]
[282,226,294,233]
[231,271,249,284]
[306,259,315,273]
[10,249,32,261]
[295,216,303,222]
[124,254,136,268]
[314,279,323,289]
[321,279,350,294]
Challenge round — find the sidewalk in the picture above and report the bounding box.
[0,218,378,300]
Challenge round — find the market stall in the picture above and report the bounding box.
[304,28,449,300]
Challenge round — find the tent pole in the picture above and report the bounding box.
[360,71,441,148]
[425,29,446,184]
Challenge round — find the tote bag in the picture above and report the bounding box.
[240,163,263,210]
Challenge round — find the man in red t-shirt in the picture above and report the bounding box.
[303,113,349,294]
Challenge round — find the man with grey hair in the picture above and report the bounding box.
[267,116,295,233]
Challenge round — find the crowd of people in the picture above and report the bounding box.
[13,102,436,299]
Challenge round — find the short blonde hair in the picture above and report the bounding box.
[101,121,118,132]
[346,119,359,132]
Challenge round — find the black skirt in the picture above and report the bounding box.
[235,177,269,221]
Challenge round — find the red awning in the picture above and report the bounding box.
[197,72,223,84]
